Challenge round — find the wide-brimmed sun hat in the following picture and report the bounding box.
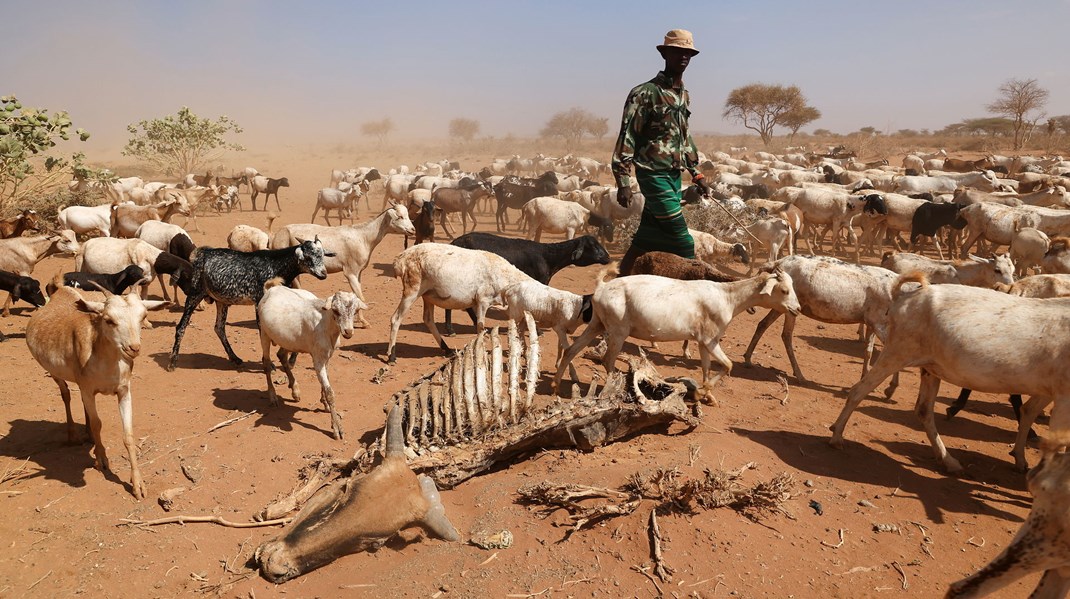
[657,29,699,55]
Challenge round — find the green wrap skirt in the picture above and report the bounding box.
[629,168,695,259]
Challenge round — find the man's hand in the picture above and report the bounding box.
[693,175,712,197]
[617,185,632,207]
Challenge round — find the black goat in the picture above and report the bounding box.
[443,233,611,334]
[46,265,147,297]
[0,270,45,339]
[167,239,333,370]
[168,232,196,261]
[154,252,195,303]
[404,200,436,249]
[910,202,966,257]
[493,172,559,232]
[946,391,1035,439]
[251,176,289,211]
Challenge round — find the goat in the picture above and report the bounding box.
[1009,226,1051,276]
[829,273,1070,473]
[387,243,534,364]
[689,228,750,269]
[227,214,278,252]
[254,405,459,583]
[111,198,191,238]
[494,172,559,231]
[880,251,1015,288]
[501,280,592,370]
[312,186,362,225]
[629,251,738,282]
[431,181,491,238]
[57,203,116,237]
[167,239,333,370]
[909,202,966,259]
[0,270,46,339]
[552,264,801,404]
[947,437,1070,597]
[250,176,289,211]
[0,231,79,316]
[46,265,148,298]
[270,204,415,327]
[258,279,365,440]
[403,198,436,249]
[443,233,611,335]
[25,286,167,498]
[0,209,40,238]
[76,237,170,301]
[1042,237,1070,274]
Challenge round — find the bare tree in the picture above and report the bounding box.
[780,105,821,143]
[541,107,600,149]
[587,116,609,140]
[723,84,806,146]
[448,118,480,143]
[987,78,1049,150]
[361,118,394,146]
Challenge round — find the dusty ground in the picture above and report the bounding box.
[0,147,1045,598]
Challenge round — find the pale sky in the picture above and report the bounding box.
[4,0,1068,155]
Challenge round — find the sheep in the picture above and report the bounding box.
[254,405,459,583]
[828,273,1070,473]
[0,230,79,316]
[167,239,334,371]
[111,198,191,238]
[227,215,279,253]
[250,176,289,211]
[629,251,738,282]
[257,278,366,440]
[0,209,40,238]
[689,228,750,269]
[1042,237,1070,274]
[501,280,592,368]
[386,243,535,364]
[552,264,801,403]
[957,202,1039,256]
[880,251,1015,287]
[45,265,148,297]
[946,438,1070,598]
[893,175,959,195]
[743,255,898,389]
[312,186,362,225]
[57,203,118,237]
[1009,226,1051,276]
[270,204,415,327]
[25,286,167,498]
[0,270,46,339]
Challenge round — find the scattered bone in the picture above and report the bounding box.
[873,523,900,534]
[470,530,513,550]
[508,319,521,422]
[157,487,187,512]
[524,312,539,413]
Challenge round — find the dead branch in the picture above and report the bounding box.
[631,565,664,596]
[649,510,672,583]
[118,515,292,528]
[206,411,255,434]
[821,528,846,548]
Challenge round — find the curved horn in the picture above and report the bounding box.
[87,280,115,298]
[417,475,460,541]
[385,405,404,458]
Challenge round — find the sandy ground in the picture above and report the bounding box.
[0,147,1046,598]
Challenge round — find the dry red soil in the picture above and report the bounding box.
[0,149,1044,598]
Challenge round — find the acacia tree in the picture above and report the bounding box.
[361,118,394,146]
[123,107,244,176]
[448,118,480,143]
[0,94,107,209]
[722,84,808,146]
[541,107,601,149]
[587,116,609,140]
[780,105,821,143]
[987,78,1049,150]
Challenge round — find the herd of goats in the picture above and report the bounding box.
[3,147,1070,595]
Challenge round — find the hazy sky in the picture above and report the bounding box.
[4,0,1068,155]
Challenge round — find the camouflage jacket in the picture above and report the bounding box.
[611,70,699,187]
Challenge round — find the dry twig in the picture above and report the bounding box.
[649,510,672,583]
[119,515,292,528]
[821,528,846,548]
[206,411,255,434]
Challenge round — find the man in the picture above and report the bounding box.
[612,29,711,274]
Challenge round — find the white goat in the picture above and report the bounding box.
[829,273,1070,473]
[1009,226,1051,276]
[386,244,534,364]
[880,252,1015,287]
[57,203,118,237]
[312,186,362,225]
[270,204,415,326]
[552,265,801,403]
[76,237,166,300]
[522,196,595,241]
[993,274,1070,298]
[25,286,167,498]
[502,280,591,368]
[227,214,278,252]
[1043,237,1070,274]
[258,279,365,440]
[0,231,79,315]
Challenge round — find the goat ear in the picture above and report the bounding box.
[294,247,304,260]
[571,246,584,261]
[759,276,777,296]
[323,295,334,311]
[75,298,106,314]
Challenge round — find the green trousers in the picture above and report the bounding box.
[627,168,694,259]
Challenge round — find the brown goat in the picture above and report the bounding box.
[404,199,436,249]
[0,209,41,238]
[255,406,460,582]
